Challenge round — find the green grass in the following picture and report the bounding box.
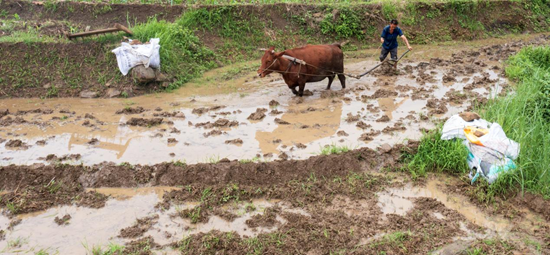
[401,128,469,179]
[319,144,350,155]
[405,46,550,198]
[482,46,550,197]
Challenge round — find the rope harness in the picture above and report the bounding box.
[259,50,410,79]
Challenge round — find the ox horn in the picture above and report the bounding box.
[258,48,267,51]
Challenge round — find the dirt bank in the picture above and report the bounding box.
[0,0,548,98]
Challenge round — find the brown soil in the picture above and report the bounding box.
[337,130,349,137]
[245,206,280,229]
[196,118,239,129]
[225,138,243,145]
[270,109,283,115]
[192,106,225,115]
[248,108,268,121]
[364,89,398,99]
[126,117,163,127]
[123,236,159,255]
[376,115,390,122]
[119,214,159,239]
[116,107,147,114]
[5,139,28,149]
[274,118,290,125]
[345,113,360,122]
[54,214,71,225]
[426,99,448,115]
[203,129,224,137]
[42,153,82,162]
[356,121,372,130]
[0,179,108,215]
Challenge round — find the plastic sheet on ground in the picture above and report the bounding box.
[441,114,520,184]
[112,38,161,75]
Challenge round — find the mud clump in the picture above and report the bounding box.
[442,73,457,83]
[225,138,243,145]
[320,89,345,98]
[167,138,178,144]
[36,140,46,146]
[337,130,349,136]
[153,111,185,118]
[248,108,268,121]
[123,236,160,255]
[270,109,283,115]
[278,152,289,160]
[0,109,9,118]
[54,214,71,225]
[356,121,371,130]
[364,89,398,99]
[44,154,81,161]
[5,139,28,149]
[459,112,481,122]
[245,206,280,229]
[119,215,159,239]
[196,118,239,129]
[345,113,360,122]
[376,115,391,122]
[296,143,307,149]
[84,113,95,119]
[192,106,225,115]
[445,89,468,105]
[204,129,224,137]
[126,117,163,127]
[382,123,406,133]
[87,138,99,145]
[426,99,448,115]
[275,118,290,125]
[15,108,54,115]
[269,100,279,107]
[358,133,373,141]
[116,107,146,114]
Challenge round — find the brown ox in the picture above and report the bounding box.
[257,44,346,97]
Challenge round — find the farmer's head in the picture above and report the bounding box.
[390,19,398,29]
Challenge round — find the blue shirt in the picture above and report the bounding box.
[381,25,403,50]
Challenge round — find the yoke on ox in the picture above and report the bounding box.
[258,44,346,97]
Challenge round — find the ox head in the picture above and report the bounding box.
[258,47,285,78]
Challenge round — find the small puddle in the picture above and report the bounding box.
[0,190,308,254]
[377,180,512,233]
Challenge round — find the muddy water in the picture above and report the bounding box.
[0,44,509,165]
[0,188,302,254]
[377,180,511,233]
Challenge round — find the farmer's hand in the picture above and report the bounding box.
[408,46,413,50]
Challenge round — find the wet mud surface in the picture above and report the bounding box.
[1,36,550,254]
[3,36,549,166]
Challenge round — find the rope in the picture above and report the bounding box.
[258,48,410,79]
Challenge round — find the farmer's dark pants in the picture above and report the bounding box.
[380,47,398,62]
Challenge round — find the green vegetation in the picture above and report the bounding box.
[401,128,469,179]
[369,231,412,253]
[405,46,550,198]
[483,46,550,197]
[319,144,350,155]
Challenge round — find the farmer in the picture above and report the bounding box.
[379,19,412,62]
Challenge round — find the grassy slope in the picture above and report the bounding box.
[405,46,550,198]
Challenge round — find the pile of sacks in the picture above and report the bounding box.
[441,112,520,184]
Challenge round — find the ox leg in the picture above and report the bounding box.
[338,74,346,89]
[298,82,306,97]
[289,84,299,95]
[326,75,335,90]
